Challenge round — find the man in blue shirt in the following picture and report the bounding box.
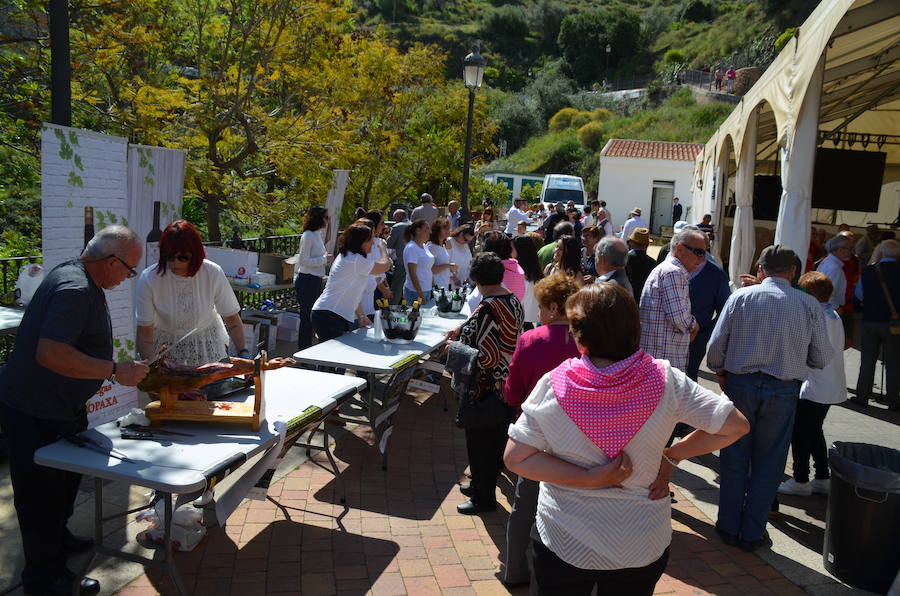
[707,245,831,553]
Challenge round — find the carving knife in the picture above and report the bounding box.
[147,327,198,366]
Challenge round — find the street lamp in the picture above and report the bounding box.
[460,48,486,218]
[605,43,611,78]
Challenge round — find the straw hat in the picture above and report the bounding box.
[631,207,642,217]
[628,227,650,245]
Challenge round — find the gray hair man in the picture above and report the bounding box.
[411,193,439,225]
[707,245,831,551]
[638,229,705,370]
[817,234,852,307]
[0,225,149,596]
[594,236,632,294]
[852,239,900,409]
[388,211,412,299]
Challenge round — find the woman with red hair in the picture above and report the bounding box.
[135,220,249,365]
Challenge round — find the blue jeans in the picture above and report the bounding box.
[717,372,800,542]
[294,273,324,350]
[311,309,352,375]
[403,288,432,307]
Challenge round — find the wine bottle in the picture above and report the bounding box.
[145,201,162,269]
[83,206,94,250]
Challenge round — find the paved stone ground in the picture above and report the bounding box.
[115,389,803,596]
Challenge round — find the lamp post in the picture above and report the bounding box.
[605,43,611,80]
[460,48,486,219]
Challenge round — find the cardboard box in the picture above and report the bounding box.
[250,272,277,286]
[207,246,258,280]
[242,313,278,353]
[282,256,297,283]
[277,327,299,342]
[257,253,293,284]
[279,312,301,332]
[229,322,258,357]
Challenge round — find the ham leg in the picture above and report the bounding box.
[138,355,295,394]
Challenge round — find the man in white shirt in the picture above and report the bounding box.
[619,208,646,241]
[816,235,851,308]
[505,198,531,235]
[411,193,439,224]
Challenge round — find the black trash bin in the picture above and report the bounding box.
[824,441,900,593]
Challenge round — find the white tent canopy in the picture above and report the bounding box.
[691,0,900,276]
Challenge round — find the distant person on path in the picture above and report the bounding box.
[505,283,748,595]
[0,226,149,596]
[639,229,705,371]
[619,207,646,241]
[707,245,831,552]
[626,227,656,302]
[411,193,439,225]
[714,67,724,91]
[594,237,633,294]
[672,198,683,225]
[778,272,846,497]
[726,66,736,93]
[851,239,900,410]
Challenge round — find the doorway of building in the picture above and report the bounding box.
[650,181,675,235]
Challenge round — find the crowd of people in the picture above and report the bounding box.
[291,196,899,593]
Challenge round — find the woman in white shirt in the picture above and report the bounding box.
[357,211,393,320]
[427,217,457,291]
[512,235,543,329]
[136,220,249,365]
[447,225,475,287]
[294,206,332,350]
[505,283,748,594]
[403,219,436,305]
[312,223,391,341]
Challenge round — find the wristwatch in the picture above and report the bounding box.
[109,361,117,383]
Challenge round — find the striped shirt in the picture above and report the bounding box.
[509,363,734,570]
[639,257,696,370]
[706,277,832,380]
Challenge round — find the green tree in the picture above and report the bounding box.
[557,7,642,87]
[480,6,529,56]
[492,93,542,153]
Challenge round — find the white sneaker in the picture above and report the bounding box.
[778,478,812,496]
[811,479,830,495]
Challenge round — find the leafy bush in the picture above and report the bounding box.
[774,28,796,53]
[577,121,604,150]
[481,5,530,53]
[470,177,512,207]
[527,1,569,53]
[523,61,576,124]
[542,134,590,174]
[664,49,686,64]
[558,7,642,87]
[590,108,615,122]
[679,0,716,23]
[570,111,592,129]
[549,107,580,131]
[493,94,543,153]
[519,182,542,202]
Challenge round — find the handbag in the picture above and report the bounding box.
[455,383,513,430]
[874,263,900,336]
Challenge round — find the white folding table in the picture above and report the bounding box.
[34,368,364,596]
[293,314,463,468]
[0,305,25,336]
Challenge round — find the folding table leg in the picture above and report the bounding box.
[322,421,346,503]
[161,492,188,596]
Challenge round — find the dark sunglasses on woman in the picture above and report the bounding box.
[166,254,191,262]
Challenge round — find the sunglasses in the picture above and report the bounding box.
[166,254,191,263]
[683,244,707,258]
[109,254,138,278]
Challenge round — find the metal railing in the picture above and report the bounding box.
[204,234,303,255]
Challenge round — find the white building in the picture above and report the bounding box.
[597,139,703,235]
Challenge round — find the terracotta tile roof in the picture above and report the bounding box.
[601,139,703,161]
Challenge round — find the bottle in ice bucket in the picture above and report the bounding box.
[451,285,463,312]
[436,285,451,313]
[407,299,421,336]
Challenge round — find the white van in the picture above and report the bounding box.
[539,174,587,208]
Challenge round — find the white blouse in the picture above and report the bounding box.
[313,250,377,322]
[447,239,472,286]
[509,363,734,570]
[522,279,539,324]
[403,241,435,293]
[296,229,328,277]
[428,241,452,290]
[135,260,240,366]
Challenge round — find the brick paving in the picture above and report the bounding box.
[120,390,803,595]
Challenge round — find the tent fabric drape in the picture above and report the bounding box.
[774,56,825,268]
[728,110,758,284]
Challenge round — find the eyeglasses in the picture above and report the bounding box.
[166,254,191,263]
[109,255,138,278]
[682,244,707,258]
